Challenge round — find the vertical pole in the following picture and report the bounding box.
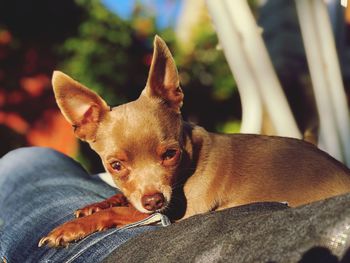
[295,0,348,163]
[206,0,263,134]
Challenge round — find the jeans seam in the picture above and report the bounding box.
[63,214,170,263]
[64,228,123,263]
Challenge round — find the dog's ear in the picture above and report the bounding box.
[52,71,109,141]
[144,35,183,113]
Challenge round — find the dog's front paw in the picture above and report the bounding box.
[38,220,90,248]
[75,193,128,218]
[39,206,148,248]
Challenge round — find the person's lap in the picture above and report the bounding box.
[0,147,158,263]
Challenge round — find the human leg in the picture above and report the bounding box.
[0,147,158,263]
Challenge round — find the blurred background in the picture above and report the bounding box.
[1,0,350,173]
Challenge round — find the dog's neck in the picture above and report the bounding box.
[166,122,214,220]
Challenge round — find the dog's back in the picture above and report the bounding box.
[188,131,350,210]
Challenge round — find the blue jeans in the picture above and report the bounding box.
[0,147,159,263]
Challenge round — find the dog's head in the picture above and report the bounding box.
[52,36,185,213]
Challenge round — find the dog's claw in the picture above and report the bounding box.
[74,207,99,218]
[74,204,105,218]
[74,210,81,218]
[38,237,47,247]
[38,234,73,248]
[39,236,61,248]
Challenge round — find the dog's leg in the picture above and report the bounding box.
[38,206,149,247]
[74,193,129,218]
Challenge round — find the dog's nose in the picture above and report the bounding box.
[141,193,165,211]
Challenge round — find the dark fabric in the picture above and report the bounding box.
[103,194,350,263]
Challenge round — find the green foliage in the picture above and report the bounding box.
[57,0,154,105]
[216,120,241,134]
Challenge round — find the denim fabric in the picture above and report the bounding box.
[0,147,158,263]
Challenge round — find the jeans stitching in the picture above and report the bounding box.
[63,214,171,263]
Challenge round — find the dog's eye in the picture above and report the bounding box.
[110,161,124,172]
[162,149,178,160]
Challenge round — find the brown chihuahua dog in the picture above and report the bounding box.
[39,35,350,247]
